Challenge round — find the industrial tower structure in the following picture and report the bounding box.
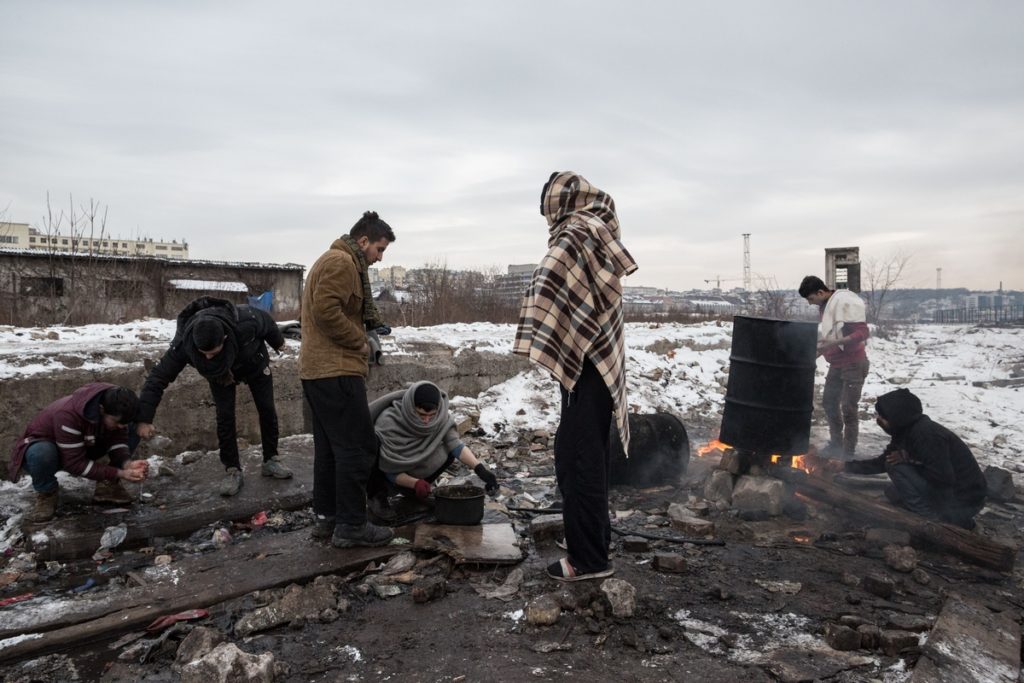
[742,233,751,292]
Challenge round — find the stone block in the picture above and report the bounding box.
[731,475,785,516]
[861,573,895,599]
[526,594,561,626]
[857,624,881,650]
[653,553,687,573]
[824,623,862,651]
[883,545,918,573]
[621,536,651,553]
[703,470,734,505]
[601,578,636,618]
[984,465,1017,502]
[718,450,743,475]
[180,643,274,683]
[879,629,920,656]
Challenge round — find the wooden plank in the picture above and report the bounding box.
[775,467,1016,572]
[0,526,402,662]
[413,523,523,565]
[24,439,316,562]
[911,594,1021,682]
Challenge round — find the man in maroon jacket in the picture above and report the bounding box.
[9,383,149,522]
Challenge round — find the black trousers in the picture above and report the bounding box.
[886,463,983,529]
[302,376,377,526]
[209,368,279,470]
[555,358,613,574]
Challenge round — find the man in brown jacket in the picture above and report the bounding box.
[300,211,396,547]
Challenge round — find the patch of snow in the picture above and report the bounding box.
[337,645,363,662]
[0,633,43,651]
[167,279,248,292]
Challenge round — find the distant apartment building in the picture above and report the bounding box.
[494,263,536,300]
[0,221,189,258]
[370,265,408,291]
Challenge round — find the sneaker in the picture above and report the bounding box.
[546,558,614,582]
[219,467,243,497]
[29,490,59,523]
[311,514,336,539]
[93,479,134,505]
[261,456,293,479]
[331,521,394,548]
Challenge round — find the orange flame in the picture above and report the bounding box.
[771,453,813,473]
[696,439,731,456]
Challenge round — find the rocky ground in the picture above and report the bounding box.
[2,421,1023,683]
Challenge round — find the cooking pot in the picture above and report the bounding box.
[433,484,485,525]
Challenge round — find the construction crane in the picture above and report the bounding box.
[703,276,744,290]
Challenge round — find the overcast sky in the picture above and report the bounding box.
[2,1,1022,292]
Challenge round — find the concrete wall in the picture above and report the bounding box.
[0,344,530,469]
[0,251,303,325]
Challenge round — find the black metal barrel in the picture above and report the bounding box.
[719,316,818,455]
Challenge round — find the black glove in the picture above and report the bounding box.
[474,463,499,496]
[374,324,392,336]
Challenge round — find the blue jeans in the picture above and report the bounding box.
[23,441,60,493]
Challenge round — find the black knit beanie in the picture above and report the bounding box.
[193,318,225,351]
[413,383,442,411]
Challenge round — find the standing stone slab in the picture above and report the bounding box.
[911,594,1021,683]
[732,476,785,516]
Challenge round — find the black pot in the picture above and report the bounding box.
[433,484,485,525]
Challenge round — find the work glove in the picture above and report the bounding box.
[413,478,432,501]
[474,463,499,496]
[374,324,392,336]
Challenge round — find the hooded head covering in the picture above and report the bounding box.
[875,388,923,433]
[413,383,441,410]
[375,381,457,475]
[515,171,638,452]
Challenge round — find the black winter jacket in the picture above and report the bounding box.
[845,388,986,508]
[137,297,284,423]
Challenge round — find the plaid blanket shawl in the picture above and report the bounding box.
[514,172,638,451]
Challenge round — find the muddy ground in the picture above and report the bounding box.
[2,420,1022,683]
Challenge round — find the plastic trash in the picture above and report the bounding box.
[100,524,128,550]
[145,608,209,632]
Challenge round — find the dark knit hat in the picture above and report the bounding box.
[875,388,923,430]
[413,383,442,411]
[193,318,225,351]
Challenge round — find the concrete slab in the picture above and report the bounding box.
[911,593,1021,683]
[413,522,522,565]
[24,435,315,561]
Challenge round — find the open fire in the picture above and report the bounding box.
[695,440,818,474]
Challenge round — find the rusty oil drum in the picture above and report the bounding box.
[719,315,818,455]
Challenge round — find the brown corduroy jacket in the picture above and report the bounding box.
[299,238,369,380]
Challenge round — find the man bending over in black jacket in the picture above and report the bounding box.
[137,296,291,496]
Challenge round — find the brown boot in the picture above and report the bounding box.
[93,479,134,505]
[29,490,58,523]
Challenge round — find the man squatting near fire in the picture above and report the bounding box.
[135,296,292,497]
[365,381,500,521]
[9,383,150,523]
[799,275,870,458]
[300,211,397,548]
[837,388,986,529]
[515,171,638,582]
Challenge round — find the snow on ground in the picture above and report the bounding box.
[1,319,1021,475]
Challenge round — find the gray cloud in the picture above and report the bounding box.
[1,0,1022,291]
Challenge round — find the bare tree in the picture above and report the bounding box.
[862,250,912,324]
[747,274,801,320]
